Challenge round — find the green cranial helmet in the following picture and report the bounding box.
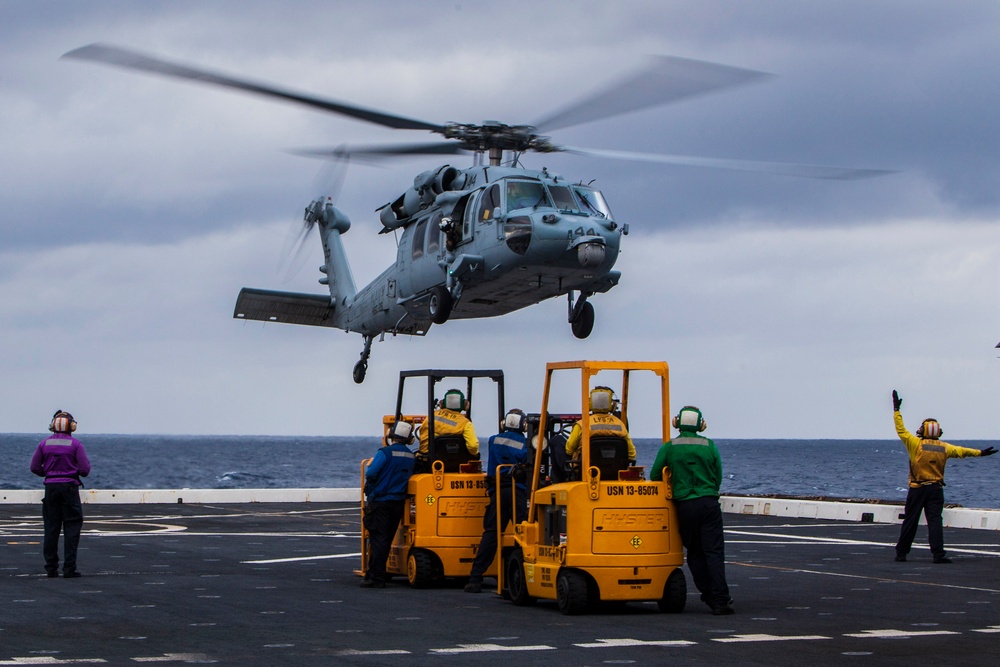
[673,406,706,432]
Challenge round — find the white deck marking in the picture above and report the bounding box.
[574,638,696,648]
[0,659,107,665]
[843,629,961,639]
[429,643,556,654]
[728,529,1000,557]
[132,654,212,662]
[734,561,1000,594]
[711,634,831,643]
[336,649,411,656]
[971,626,1000,633]
[241,552,361,564]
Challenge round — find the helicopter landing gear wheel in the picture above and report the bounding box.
[353,335,374,384]
[571,301,595,339]
[428,286,452,324]
[353,361,367,384]
[556,569,591,615]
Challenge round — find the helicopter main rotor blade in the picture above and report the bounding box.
[534,55,770,134]
[289,141,467,161]
[561,146,896,180]
[62,43,445,133]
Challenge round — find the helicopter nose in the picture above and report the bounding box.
[577,242,606,268]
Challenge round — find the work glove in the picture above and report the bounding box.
[892,390,902,412]
[981,447,997,457]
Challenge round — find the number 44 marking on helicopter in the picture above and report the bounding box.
[62,44,891,383]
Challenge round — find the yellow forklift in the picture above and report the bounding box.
[359,369,507,587]
[502,360,687,614]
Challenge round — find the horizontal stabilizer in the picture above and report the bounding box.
[234,288,337,328]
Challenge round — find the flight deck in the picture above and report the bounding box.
[2,502,1000,665]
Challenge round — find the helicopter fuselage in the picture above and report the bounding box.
[327,165,623,337]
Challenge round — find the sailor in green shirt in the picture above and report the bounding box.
[651,406,733,615]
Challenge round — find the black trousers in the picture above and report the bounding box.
[675,495,731,608]
[42,483,84,574]
[896,484,946,558]
[468,483,527,582]
[364,499,405,582]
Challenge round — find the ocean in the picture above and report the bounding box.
[5,434,1000,509]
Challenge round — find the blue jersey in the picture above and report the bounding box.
[486,430,530,487]
[365,443,416,502]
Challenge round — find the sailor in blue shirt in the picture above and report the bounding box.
[361,420,416,588]
[465,409,531,593]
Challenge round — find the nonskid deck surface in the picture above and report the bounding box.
[2,502,1000,666]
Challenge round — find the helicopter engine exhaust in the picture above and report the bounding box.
[380,165,462,230]
[577,242,606,268]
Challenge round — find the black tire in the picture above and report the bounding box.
[353,361,367,384]
[407,549,438,589]
[556,569,590,615]
[428,286,452,325]
[506,549,536,607]
[657,567,687,613]
[571,301,594,339]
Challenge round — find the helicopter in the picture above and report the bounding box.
[62,44,889,383]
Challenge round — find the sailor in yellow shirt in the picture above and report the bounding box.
[418,389,479,457]
[892,389,996,564]
[564,386,637,462]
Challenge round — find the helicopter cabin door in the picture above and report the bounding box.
[467,184,500,245]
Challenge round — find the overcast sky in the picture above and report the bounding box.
[3,0,999,440]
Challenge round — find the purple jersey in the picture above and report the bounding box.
[30,433,91,485]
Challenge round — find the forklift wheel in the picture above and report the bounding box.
[556,569,591,615]
[506,550,535,607]
[657,567,687,613]
[407,549,438,589]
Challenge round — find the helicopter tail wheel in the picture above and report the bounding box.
[428,286,453,325]
[571,300,595,339]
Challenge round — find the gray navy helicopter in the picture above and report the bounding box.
[63,44,888,383]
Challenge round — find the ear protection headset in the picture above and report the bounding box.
[503,408,527,433]
[590,386,617,414]
[673,406,707,432]
[442,389,468,412]
[916,419,942,439]
[49,410,77,434]
[388,420,415,444]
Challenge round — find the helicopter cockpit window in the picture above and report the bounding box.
[411,219,427,260]
[505,180,550,212]
[475,184,500,225]
[573,186,614,221]
[547,185,581,213]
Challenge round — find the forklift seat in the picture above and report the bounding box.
[432,435,475,473]
[589,436,631,481]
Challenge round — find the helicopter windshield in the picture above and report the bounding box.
[505,180,550,212]
[573,186,614,220]
[547,184,581,213]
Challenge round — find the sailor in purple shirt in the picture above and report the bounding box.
[30,410,91,578]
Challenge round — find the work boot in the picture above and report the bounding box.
[711,602,735,616]
[360,578,385,588]
[63,570,82,579]
[894,553,907,562]
[464,581,482,594]
[933,556,953,564]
